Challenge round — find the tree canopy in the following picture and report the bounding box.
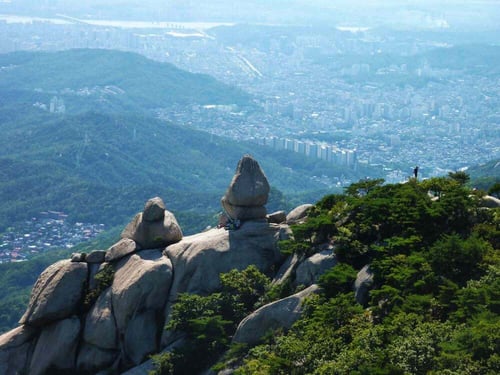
[153,175,499,375]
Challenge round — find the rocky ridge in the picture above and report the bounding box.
[0,155,336,375]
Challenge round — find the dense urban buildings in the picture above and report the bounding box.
[0,14,499,260]
[1,15,497,183]
[0,211,105,263]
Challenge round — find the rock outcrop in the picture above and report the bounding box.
[164,220,284,297]
[354,265,374,306]
[0,195,183,374]
[105,238,137,262]
[0,326,38,375]
[161,219,287,346]
[29,317,81,375]
[481,195,500,208]
[122,196,183,250]
[232,284,320,346]
[112,250,173,366]
[0,157,340,375]
[19,260,87,326]
[272,253,300,286]
[267,210,287,224]
[286,203,313,224]
[221,155,270,221]
[83,289,118,351]
[87,249,106,263]
[295,250,336,287]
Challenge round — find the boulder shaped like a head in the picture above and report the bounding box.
[221,155,270,221]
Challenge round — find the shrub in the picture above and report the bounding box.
[82,263,114,310]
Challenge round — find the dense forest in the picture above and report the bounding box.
[150,173,499,374]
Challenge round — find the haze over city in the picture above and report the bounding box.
[1,0,500,29]
[0,0,499,261]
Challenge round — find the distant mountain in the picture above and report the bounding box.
[422,44,500,76]
[0,49,251,114]
[468,158,500,190]
[313,44,500,87]
[468,158,500,177]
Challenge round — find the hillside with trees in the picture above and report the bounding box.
[0,49,252,113]
[0,173,498,373]
[149,174,499,374]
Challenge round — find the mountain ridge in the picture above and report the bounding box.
[0,48,252,112]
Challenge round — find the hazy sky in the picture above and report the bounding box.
[1,0,499,30]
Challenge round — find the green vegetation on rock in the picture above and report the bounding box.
[82,263,115,311]
[227,175,499,375]
[150,265,271,375]
[150,175,499,374]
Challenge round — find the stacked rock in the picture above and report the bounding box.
[121,197,183,250]
[221,155,270,221]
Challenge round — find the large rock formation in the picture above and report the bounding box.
[221,155,270,221]
[0,196,183,374]
[232,284,320,346]
[29,317,81,375]
[164,220,285,297]
[82,289,118,351]
[0,158,339,375]
[295,250,336,287]
[0,326,38,375]
[19,260,87,326]
[161,219,287,346]
[112,250,173,366]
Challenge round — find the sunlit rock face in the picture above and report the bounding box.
[0,156,337,375]
[121,196,183,250]
[221,155,270,221]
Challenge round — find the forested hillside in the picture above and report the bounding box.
[0,49,251,112]
[0,49,375,233]
[0,108,369,233]
[150,174,499,374]
[468,158,500,193]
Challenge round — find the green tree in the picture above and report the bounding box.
[220,265,271,317]
[319,263,357,298]
[488,181,500,198]
[448,171,471,185]
[153,266,270,374]
[428,234,491,286]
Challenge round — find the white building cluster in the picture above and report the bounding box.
[260,136,357,168]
